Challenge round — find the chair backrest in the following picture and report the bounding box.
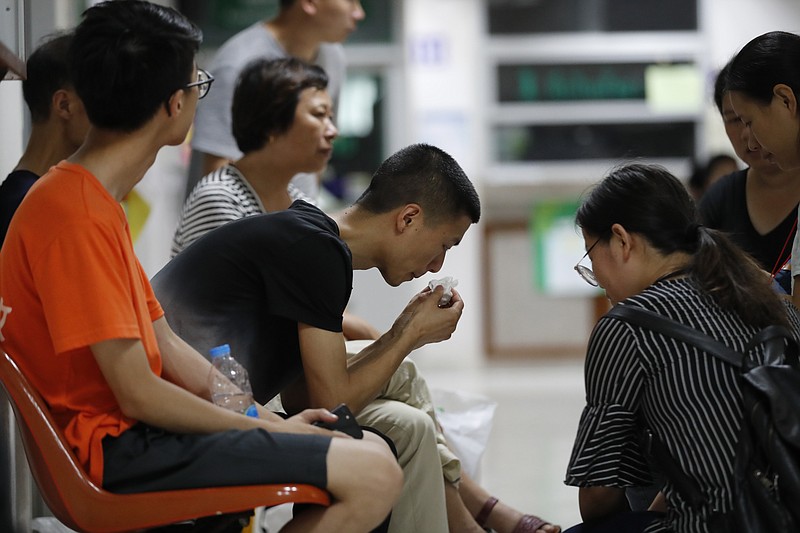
[0,348,329,533]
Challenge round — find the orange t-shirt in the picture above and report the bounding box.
[0,161,164,484]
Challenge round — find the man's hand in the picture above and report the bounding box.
[269,408,353,438]
[390,285,464,351]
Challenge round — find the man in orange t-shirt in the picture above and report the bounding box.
[0,2,399,531]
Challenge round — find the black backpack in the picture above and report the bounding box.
[606,304,800,532]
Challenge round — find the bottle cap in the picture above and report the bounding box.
[209,344,231,359]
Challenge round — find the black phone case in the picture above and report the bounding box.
[313,403,363,439]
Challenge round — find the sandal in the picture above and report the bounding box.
[475,496,560,533]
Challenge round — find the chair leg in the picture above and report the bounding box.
[145,511,253,533]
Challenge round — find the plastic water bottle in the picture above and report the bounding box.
[208,344,258,417]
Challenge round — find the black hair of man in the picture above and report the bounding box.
[70,0,202,132]
[22,32,74,123]
[232,57,328,154]
[355,143,481,225]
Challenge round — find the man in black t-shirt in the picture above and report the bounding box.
[153,143,485,533]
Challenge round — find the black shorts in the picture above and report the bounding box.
[102,423,331,494]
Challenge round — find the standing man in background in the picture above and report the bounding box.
[186,0,365,199]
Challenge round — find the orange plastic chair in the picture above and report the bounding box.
[0,348,330,532]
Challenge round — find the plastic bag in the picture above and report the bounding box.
[430,387,497,479]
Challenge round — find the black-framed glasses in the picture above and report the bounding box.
[574,238,600,287]
[186,68,214,99]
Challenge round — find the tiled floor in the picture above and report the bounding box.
[261,356,588,532]
[416,357,587,531]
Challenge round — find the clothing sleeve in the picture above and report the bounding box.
[270,231,350,332]
[565,315,654,488]
[137,259,164,322]
[31,219,146,354]
[190,62,241,161]
[287,183,316,206]
[171,181,247,256]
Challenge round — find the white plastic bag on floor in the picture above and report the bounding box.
[430,388,497,480]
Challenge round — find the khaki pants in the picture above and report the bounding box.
[355,358,461,533]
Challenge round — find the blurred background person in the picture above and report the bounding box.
[185,0,365,201]
[687,153,738,201]
[0,32,89,247]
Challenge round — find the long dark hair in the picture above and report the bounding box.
[726,31,800,106]
[576,163,790,328]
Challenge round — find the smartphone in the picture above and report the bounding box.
[313,403,363,439]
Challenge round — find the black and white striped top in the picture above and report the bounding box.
[171,165,312,257]
[565,277,800,533]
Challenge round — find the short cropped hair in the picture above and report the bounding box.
[355,143,481,225]
[232,57,329,154]
[23,32,74,123]
[70,0,202,132]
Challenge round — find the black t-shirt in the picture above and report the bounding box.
[699,169,797,271]
[152,201,352,403]
[0,169,39,247]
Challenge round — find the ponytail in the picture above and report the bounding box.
[691,226,791,329]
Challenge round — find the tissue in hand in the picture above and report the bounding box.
[428,276,458,306]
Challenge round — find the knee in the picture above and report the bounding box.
[354,439,404,512]
[393,404,438,448]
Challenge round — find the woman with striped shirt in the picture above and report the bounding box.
[564,163,800,532]
[171,56,335,257]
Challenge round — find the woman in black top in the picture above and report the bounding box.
[725,31,800,307]
[699,60,800,293]
[564,163,800,533]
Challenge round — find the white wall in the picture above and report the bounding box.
[702,0,800,154]
[0,82,23,183]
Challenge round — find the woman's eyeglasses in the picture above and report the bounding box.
[574,238,600,287]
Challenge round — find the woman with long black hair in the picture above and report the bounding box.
[563,163,800,533]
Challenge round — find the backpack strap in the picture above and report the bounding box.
[605,305,743,368]
[746,325,800,367]
[604,304,739,511]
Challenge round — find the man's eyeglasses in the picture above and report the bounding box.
[574,238,600,287]
[186,68,214,99]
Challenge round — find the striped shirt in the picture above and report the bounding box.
[171,165,312,257]
[565,277,800,533]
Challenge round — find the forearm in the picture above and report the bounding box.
[125,372,269,433]
[154,318,286,423]
[342,328,419,412]
[297,324,417,414]
[153,317,215,399]
[92,337,280,435]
